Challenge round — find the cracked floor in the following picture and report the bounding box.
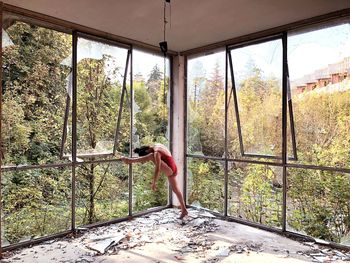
[1,208,349,263]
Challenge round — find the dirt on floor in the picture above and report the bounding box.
[1,208,349,263]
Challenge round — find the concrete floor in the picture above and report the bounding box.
[1,208,348,263]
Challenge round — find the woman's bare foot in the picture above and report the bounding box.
[179,210,188,219]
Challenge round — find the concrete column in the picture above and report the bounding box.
[172,55,185,206]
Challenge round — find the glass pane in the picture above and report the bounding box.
[2,167,71,245]
[227,63,241,158]
[133,50,170,148]
[2,15,72,165]
[229,39,282,158]
[287,168,350,244]
[131,50,170,213]
[76,37,130,156]
[187,158,224,213]
[288,21,350,168]
[132,162,168,213]
[76,161,128,226]
[227,162,282,228]
[187,51,225,157]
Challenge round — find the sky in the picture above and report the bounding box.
[187,21,350,84]
[133,49,170,79]
[4,20,349,86]
[288,22,350,79]
[59,40,169,85]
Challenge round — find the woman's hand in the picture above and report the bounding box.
[151,181,157,191]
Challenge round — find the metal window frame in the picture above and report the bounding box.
[183,55,188,205]
[113,49,131,155]
[184,12,350,250]
[60,34,132,160]
[0,5,173,252]
[227,34,298,161]
[169,54,174,206]
[0,2,3,256]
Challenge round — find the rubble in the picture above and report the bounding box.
[84,234,125,254]
[2,208,350,263]
[296,242,350,262]
[73,208,221,257]
[229,242,264,254]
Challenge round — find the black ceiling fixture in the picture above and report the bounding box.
[159,0,170,56]
[160,0,171,107]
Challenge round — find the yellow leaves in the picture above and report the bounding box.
[198,162,210,175]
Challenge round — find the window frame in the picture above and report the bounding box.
[227,35,298,161]
[60,33,132,160]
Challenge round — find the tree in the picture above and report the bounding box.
[2,22,72,243]
[75,54,130,224]
[196,62,225,156]
[146,64,163,102]
[133,66,170,211]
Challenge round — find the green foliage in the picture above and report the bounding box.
[240,165,282,227]
[76,163,129,225]
[3,168,71,243]
[2,21,169,245]
[132,163,167,212]
[188,159,224,212]
[188,57,350,243]
[288,169,350,242]
[76,57,128,153]
[3,22,71,165]
[226,163,282,227]
[132,65,169,212]
[191,62,225,156]
[237,66,281,155]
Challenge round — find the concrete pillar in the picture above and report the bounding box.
[172,55,185,206]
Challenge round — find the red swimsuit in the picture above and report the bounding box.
[160,153,177,175]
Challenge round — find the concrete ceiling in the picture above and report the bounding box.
[3,0,350,52]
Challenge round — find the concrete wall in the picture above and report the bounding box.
[171,55,185,205]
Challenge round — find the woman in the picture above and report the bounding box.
[120,143,188,219]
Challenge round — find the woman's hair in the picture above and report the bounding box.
[134,146,152,156]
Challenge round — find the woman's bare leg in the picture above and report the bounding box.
[168,175,188,219]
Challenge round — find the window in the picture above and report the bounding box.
[60,35,131,159]
[228,37,296,160]
[288,21,350,168]
[1,11,172,247]
[2,16,72,166]
[132,50,170,212]
[187,51,225,157]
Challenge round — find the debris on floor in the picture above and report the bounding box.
[78,208,220,256]
[2,208,350,263]
[84,233,126,254]
[296,242,350,262]
[229,242,264,254]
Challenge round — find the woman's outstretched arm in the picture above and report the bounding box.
[120,153,153,164]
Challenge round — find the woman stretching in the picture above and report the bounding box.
[120,143,188,219]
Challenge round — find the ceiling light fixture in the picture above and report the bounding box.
[160,0,171,108]
[159,0,170,56]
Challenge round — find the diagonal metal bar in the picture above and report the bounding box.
[227,51,244,156]
[113,49,131,154]
[228,37,296,161]
[60,94,71,159]
[124,84,131,108]
[287,65,298,161]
